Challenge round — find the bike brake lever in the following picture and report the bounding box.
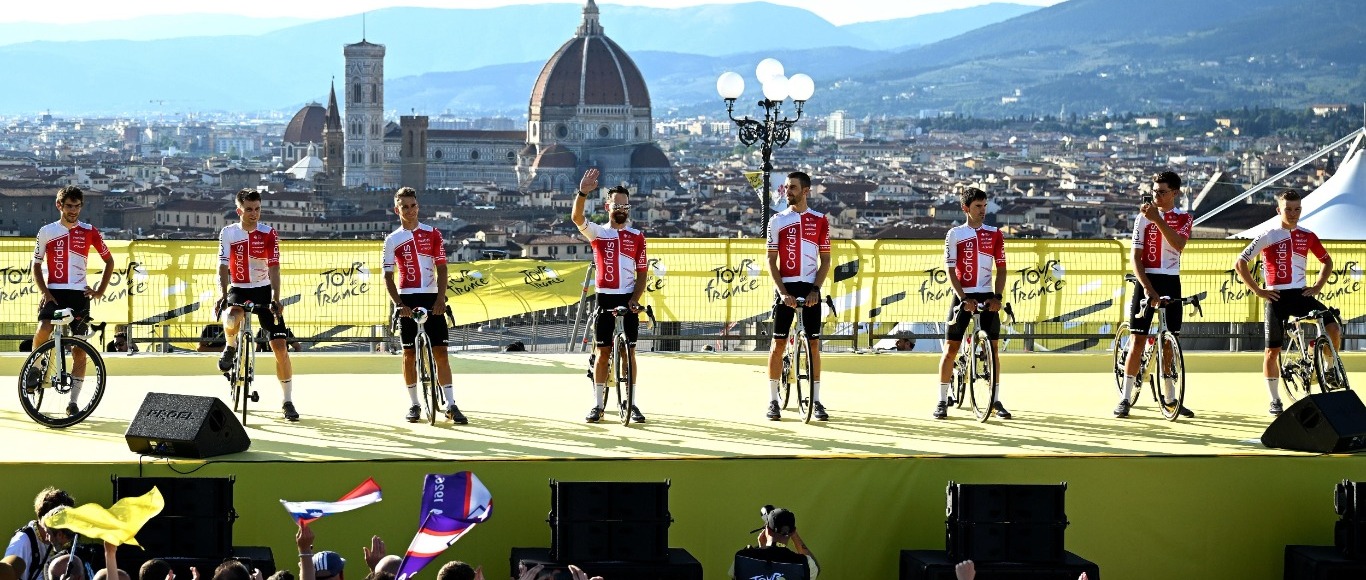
[1191,296,1204,318]
[825,295,837,316]
[1004,303,1016,325]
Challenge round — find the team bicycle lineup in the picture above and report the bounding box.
[15,169,1355,428]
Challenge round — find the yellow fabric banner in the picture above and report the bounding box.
[42,488,164,547]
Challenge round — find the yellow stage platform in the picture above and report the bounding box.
[2,352,1364,580]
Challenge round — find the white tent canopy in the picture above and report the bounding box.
[1237,146,1366,240]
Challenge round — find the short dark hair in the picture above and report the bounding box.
[959,187,988,207]
[1276,189,1302,202]
[607,185,630,199]
[235,188,261,206]
[1153,171,1181,190]
[361,573,393,580]
[394,187,418,205]
[435,562,475,580]
[35,487,74,520]
[56,186,84,205]
[139,560,173,580]
[211,560,250,580]
[787,171,811,189]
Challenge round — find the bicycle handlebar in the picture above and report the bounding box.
[225,301,273,314]
[951,300,1016,325]
[1289,307,1341,325]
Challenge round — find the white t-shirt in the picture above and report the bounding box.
[4,522,51,580]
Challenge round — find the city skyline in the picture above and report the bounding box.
[0,0,1061,26]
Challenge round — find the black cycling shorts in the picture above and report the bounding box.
[1265,288,1335,349]
[1129,274,1182,335]
[38,289,91,335]
[397,293,450,349]
[594,293,639,348]
[772,282,822,340]
[945,292,1001,341]
[225,286,289,340]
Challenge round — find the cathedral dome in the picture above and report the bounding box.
[630,143,670,168]
[534,144,577,169]
[529,0,650,110]
[283,103,327,144]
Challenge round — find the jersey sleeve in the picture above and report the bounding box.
[381,234,396,273]
[766,215,779,251]
[1130,215,1145,249]
[267,229,280,267]
[577,220,606,241]
[636,235,648,272]
[32,229,47,265]
[992,229,1007,266]
[432,229,448,265]
[1238,231,1271,264]
[943,230,957,267]
[217,228,230,265]
[1307,231,1330,261]
[90,226,113,260]
[818,215,831,253]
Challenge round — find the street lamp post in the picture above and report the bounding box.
[717,59,815,240]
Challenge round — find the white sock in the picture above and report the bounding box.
[1122,375,1135,402]
[768,379,780,402]
[442,384,454,407]
[281,379,293,403]
[594,384,607,408]
[811,381,821,402]
[406,383,420,405]
[1267,377,1280,402]
[70,377,83,401]
[938,382,949,403]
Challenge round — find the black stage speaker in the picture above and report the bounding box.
[900,549,1100,580]
[125,393,250,458]
[946,482,1068,564]
[1261,391,1366,453]
[1285,545,1366,579]
[113,477,236,559]
[548,480,671,563]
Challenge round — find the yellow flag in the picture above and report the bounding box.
[744,171,764,190]
[42,488,164,547]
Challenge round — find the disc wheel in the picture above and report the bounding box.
[17,338,106,428]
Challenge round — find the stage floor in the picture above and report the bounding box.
[2,351,1358,463]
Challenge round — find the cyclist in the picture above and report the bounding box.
[935,187,1011,420]
[384,186,467,425]
[572,168,648,424]
[1234,189,1339,416]
[215,188,299,422]
[25,186,115,417]
[766,171,831,421]
[1116,171,1195,419]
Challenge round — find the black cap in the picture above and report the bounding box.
[750,506,796,535]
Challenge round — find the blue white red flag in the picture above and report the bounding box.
[395,472,493,580]
[280,478,383,525]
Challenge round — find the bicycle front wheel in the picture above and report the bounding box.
[795,332,814,423]
[1155,331,1186,422]
[418,338,438,425]
[18,338,107,428]
[614,335,634,426]
[968,331,997,423]
[237,339,254,426]
[1280,333,1313,402]
[1314,338,1351,392]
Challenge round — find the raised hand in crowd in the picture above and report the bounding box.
[296,522,315,580]
[954,560,974,580]
[567,565,602,580]
[362,536,386,572]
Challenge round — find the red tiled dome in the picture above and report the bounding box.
[529,2,649,110]
[283,103,326,144]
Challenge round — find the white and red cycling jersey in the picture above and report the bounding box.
[218,223,280,289]
[579,221,647,295]
[766,208,831,283]
[1238,226,1330,290]
[1131,207,1192,275]
[32,221,112,290]
[383,223,447,294]
[944,224,1006,294]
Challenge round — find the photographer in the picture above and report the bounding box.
[729,506,819,579]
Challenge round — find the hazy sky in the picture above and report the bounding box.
[0,0,1061,26]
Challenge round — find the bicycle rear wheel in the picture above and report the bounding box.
[1113,323,1141,406]
[18,338,106,428]
[1314,337,1351,392]
[1279,333,1313,402]
[795,332,814,423]
[968,330,997,423]
[237,338,253,426]
[1155,331,1186,421]
[614,335,634,426]
[418,338,438,425]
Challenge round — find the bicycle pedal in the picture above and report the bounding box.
[249,392,260,403]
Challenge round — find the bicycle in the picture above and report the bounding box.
[1279,307,1351,402]
[778,295,835,424]
[949,300,1015,423]
[392,306,459,425]
[1110,274,1203,421]
[18,308,107,428]
[585,304,655,426]
[221,301,268,427]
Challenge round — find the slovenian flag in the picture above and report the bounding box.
[395,472,493,580]
[281,478,383,525]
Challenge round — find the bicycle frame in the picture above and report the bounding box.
[1283,308,1350,396]
[950,301,1013,422]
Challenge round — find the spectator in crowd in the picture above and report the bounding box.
[729,506,819,579]
[895,336,915,351]
[210,560,254,580]
[311,553,343,580]
[199,324,227,352]
[46,555,84,580]
[137,560,172,580]
[94,540,128,580]
[265,573,293,580]
[1,487,76,580]
[360,535,399,579]
[434,561,477,580]
[106,326,138,353]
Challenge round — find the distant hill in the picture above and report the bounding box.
[840,3,1040,51]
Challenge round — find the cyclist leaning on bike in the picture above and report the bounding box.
[1117,171,1195,419]
[384,186,467,425]
[216,188,299,422]
[936,187,1011,421]
[1235,189,1341,416]
[766,171,832,422]
[25,186,114,416]
[572,168,649,424]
